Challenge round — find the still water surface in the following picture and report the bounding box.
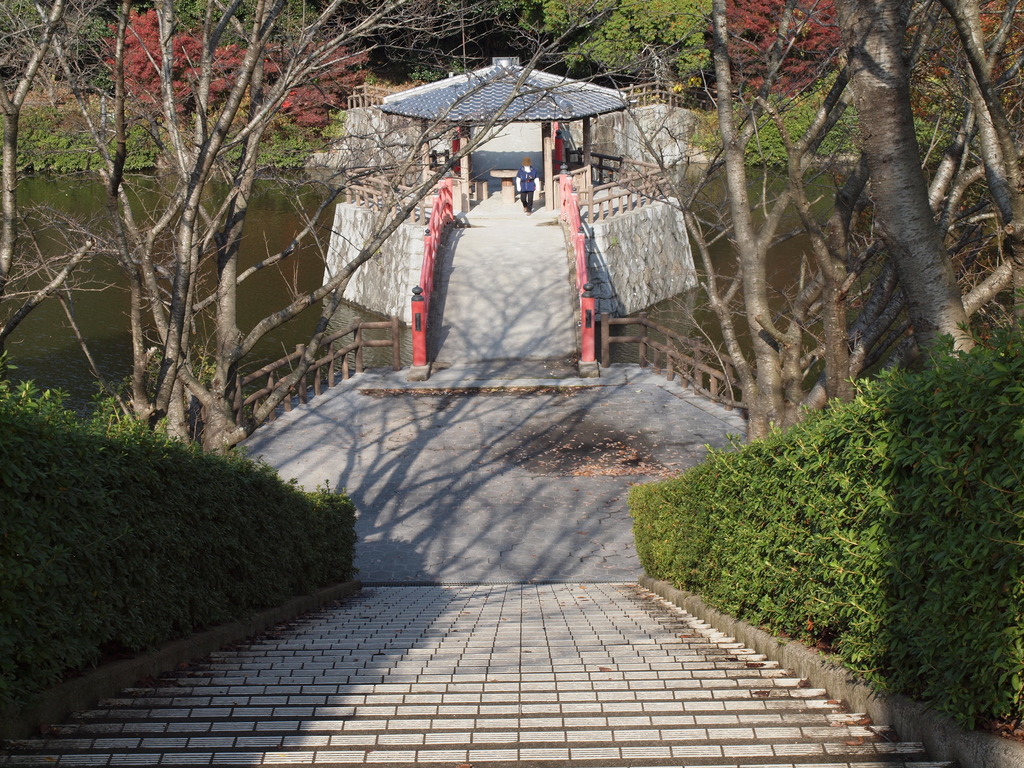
[8,174,401,412]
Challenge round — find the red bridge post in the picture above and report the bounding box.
[580,282,596,364]
[411,285,427,368]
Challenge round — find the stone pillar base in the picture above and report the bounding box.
[578,361,600,378]
[407,365,431,382]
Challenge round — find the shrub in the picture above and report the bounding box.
[0,378,357,709]
[16,107,158,173]
[631,327,1024,726]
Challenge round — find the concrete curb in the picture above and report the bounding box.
[640,575,1024,768]
[1,580,362,741]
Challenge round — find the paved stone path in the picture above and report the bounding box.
[2,583,944,767]
[241,365,746,583]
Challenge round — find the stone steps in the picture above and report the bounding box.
[1,584,953,767]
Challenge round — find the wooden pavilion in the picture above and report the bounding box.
[378,57,629,210]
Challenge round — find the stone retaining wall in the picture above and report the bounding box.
[325,203,424,323]
[572,104,704,165]
[309,107,432,171]
[585,199,696,316]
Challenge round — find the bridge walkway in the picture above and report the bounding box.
[430,192,578,379]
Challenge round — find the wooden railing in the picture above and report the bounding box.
[577,169,664,222]
[624,82,688,109]
[563,154,666,223]
[235,318,401,424]
[559,173,596,364]
[565,150,625,185]
[343,179,432,225]
[347,83,399,109]
[600,312,744,411]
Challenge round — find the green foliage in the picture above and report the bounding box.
[218,118,323,170]
[510,0,710,79]
[744,89,859,166]
[16,108,158,173]
[631,327,1024,726]
[0,376,357,709]
[16,106,323,173]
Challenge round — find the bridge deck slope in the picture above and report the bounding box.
[431,194,576,376]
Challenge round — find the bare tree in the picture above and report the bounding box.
[623,0,1020,438]
[934,0,1024,320]
[0,0,96,354]
[48,0,597,452]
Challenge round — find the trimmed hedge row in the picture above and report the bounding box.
[0,381,357,709]
[630,329,1024,726]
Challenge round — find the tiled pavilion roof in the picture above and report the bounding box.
[379,58,628,123]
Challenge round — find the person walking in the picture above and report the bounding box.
[515,157,538,215]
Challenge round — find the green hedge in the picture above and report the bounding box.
[0,380,357,709]
[630,328,1024,726]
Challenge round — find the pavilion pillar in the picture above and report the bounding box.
[458,125,471,212]
[582,117,593,168]
[421,119,431,183]
[542,122,555,210]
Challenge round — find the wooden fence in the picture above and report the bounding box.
[347,84,398,109]
[624,82,688,109]
[570,159,666,223]
[600,312,744,411]
[235,318,401,424]
[343,180,433,225]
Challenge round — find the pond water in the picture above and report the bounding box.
[6,174,404,412]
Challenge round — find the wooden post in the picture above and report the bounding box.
[582,117,592,168]
[411,286,427,367]
[355,324,364,373]
[580,283,596,364]
[391,316,401,370]
[542,122,554,210]
[638,312,649,368]
[600,313,611,365]
[327,340,336,389]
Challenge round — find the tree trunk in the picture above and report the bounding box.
[836,0,973,351]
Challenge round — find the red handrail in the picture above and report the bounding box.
[411,178,455,367]
[560,173,596,364]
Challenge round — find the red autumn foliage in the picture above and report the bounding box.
[725,0,840,94]
[116,10,242,115]
[278,46,368,127]
[110,10,366,128]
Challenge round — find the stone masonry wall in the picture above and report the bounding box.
[572,104,704,165]
[585,199,696,316]
[325,203,425,323]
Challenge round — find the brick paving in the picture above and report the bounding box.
[3,584,948,767]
